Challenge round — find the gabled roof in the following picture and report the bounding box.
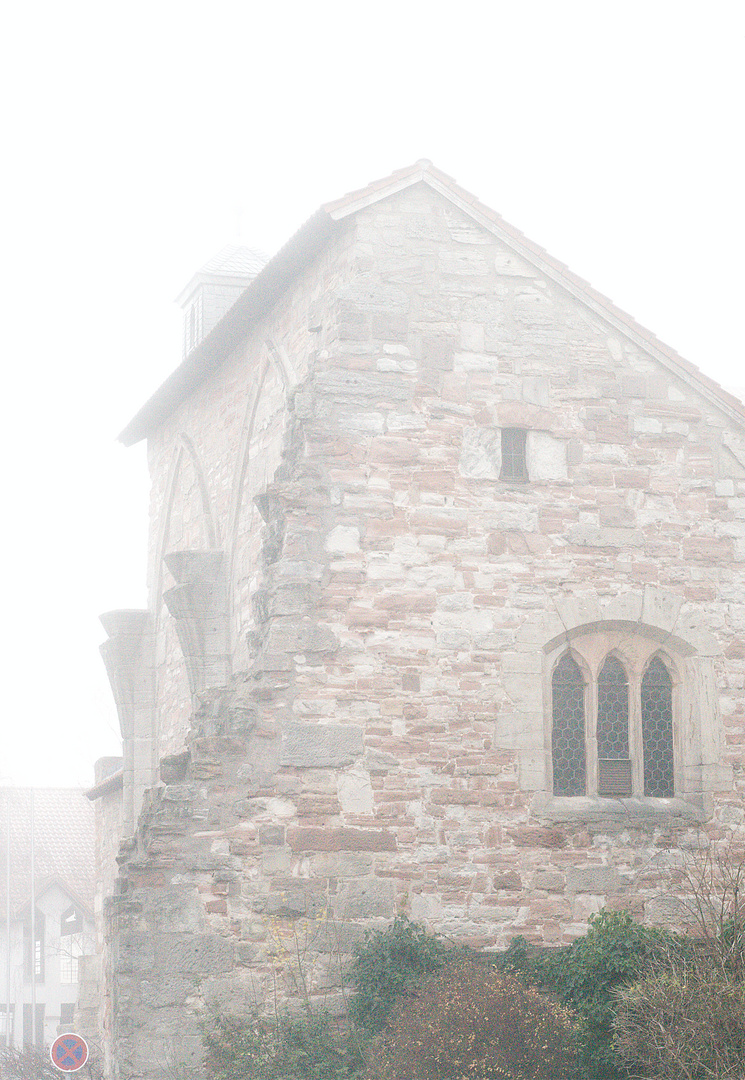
[119,160,745,445]
[0,789,95,919]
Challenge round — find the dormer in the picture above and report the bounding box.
[176,245,266,357]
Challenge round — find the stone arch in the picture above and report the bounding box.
[152,436,217,755]
[226,341,296,663]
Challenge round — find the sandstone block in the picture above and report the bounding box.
[459,427,501,479]
[155,933,233,975]
[566,866,620,893]
[567,525,643,548]
[309,852,373,878]
[280,722,363,767]
[325,526,361,554]
[336,878,396,918]
[264,617,338,655]
[315,370,411,404]
[286,827,397,852]
[492,871,522,890]
[527,431,568,481]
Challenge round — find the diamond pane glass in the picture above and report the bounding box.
[552,654,586,796]
[642,658,674,797]
[597,655,629,758]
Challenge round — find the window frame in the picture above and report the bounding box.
[547,631,681,802]
[499,427,529,482]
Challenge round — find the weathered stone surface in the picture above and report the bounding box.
[280,722,363,767]
[286,827,397,852]
[264,617,338,655]
[154,933,234,975]
[459,426,502,479]
[336,878,396,918]
[139,977,194,1007]
[565,867,621,894]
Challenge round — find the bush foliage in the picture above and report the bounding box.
[203,1008,363,1080]
[365,960,581,1080]
[347,916,453,1034]
[501,909,676,1078]
[203,903,745,1080]
[614,961,745,1080]
[0,1046,61,1079]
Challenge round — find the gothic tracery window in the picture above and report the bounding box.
[641,658,674,797]
[551,644,676,800]
[551,654,586,796]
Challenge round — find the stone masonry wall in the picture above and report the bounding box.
[105,181,745,1078]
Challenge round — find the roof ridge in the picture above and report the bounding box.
[119,160,745,443]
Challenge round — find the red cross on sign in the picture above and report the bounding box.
[50,1033,89,1072]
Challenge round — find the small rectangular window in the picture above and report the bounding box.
[0,1005,14,1037]
[500,428,528,481]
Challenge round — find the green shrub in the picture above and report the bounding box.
[348,916,453,1033]
[501,910,678,1079]
[365,960,581,1080]
[203,1007,364,1080]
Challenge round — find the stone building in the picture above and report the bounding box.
[95,160,745,1079]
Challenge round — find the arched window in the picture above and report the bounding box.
[551,654,586,797]
[597,655,631,796]
[548,633,679,800]
[641,658,674,798]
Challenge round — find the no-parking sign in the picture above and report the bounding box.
[50,1033,89,1072]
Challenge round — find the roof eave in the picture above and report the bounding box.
[119,159,745,443]
[119,208,339,446]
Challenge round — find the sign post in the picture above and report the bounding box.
[50,1033,89,1072]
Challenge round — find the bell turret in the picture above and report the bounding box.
[176,245,266,356]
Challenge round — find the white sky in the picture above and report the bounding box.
[0,0,743,787]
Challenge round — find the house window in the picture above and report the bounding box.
[0,1005,14,1038]
[551,641,676,799]
[60,906,83,984]
[500,428,528,481]
[23,910,44,983]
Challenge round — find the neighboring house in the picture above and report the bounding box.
[0,789,94,1050]
[95,161,745,1080]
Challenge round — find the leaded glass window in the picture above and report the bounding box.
[597,656,629,758]
[642,658,674,797]
[552,654,586,796]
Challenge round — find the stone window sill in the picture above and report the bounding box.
[531,792,709,826]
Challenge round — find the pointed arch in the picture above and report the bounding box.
[226,342,295,653]
[552,652,586,797]
[597,654,629,759]
[641,656,674,797]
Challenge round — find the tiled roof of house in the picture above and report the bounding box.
[119,160,745,445]
[0,789,95,918]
